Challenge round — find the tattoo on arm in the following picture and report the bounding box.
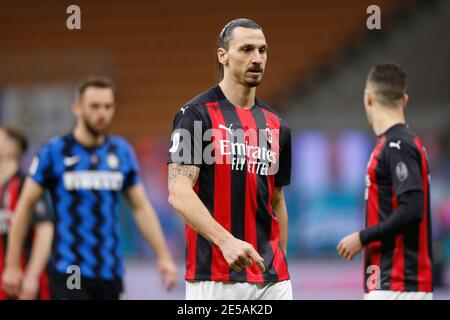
[168,163,200,186]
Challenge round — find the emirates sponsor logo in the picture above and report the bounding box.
[169,121,280,175]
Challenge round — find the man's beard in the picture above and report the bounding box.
[244,67,264,88]
[83,118,106,138]
[245,78,262,88]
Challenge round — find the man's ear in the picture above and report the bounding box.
[217,48,228,66]
[402,94,409,109]
[364,89,373,108]
[72,101,80,117]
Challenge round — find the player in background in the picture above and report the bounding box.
[337,62,433,300]
[0,126,53,300]
[2,77,177,299]
[168,18,292,300]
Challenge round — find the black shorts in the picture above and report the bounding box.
[50,271,123,300]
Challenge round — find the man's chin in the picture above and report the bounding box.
[245,78,262,88]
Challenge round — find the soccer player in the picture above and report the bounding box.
[337,62,433,300]
[0,126,53,300]
[168,18,292,300]
[2,77,177,300]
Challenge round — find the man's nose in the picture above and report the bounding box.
[251,50,263,65]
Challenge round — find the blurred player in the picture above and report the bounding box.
[2,77,177,300]
[168,18,292,300]
[0,126,53,300]
[337,62,433,300]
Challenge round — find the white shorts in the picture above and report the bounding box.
[364,290,433,300]
[186,280,293,300]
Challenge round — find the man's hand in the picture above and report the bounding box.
[1,265,24,298]
[18,273,39,300]
[156,256,178,291]
[219,238,265,273]
[337,231,364,261]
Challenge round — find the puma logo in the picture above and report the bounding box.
[219,123,234,135]
[180,105,190,114]
[389,140,402,150]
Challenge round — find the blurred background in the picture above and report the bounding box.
[1,0,449,299]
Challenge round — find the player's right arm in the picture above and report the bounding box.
[2,178,45,297]
[168,163,265,273]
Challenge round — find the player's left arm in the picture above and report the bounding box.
[125,184,177,291]
[272,187,288,254]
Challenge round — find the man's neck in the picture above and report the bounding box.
[73,123,106,147]
[0,159,19,185]
[219,78,256,110]
[372,104,406,136]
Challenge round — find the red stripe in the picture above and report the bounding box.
[413,138,433,292]
[206,102,231,281]
[390,189,405,291]
[185,225,198,280]
[185,177,200,280]
[0,184,4,299]
[261,108,289,280]
[7,176,21,212]
[235,107,263,282]
[39,270,51,300]
[366,136,386,291]
[0,235,5,300]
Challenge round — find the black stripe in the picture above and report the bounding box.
[364,201,371,292]
[376,149,395,290]
[403,224,420,290]
[194,104,214,280]
[48,190,60,271]
[402,147,424,291]
[425,157,433,289]
[251,107,278,281]
[61,135,84,272]
[88,150,104,279]
[107,142,121,278]
[220,101,247,281]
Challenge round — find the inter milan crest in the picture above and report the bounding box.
[107,154,119,169]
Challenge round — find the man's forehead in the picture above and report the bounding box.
[229,27,266,46]
[82,87,114,101]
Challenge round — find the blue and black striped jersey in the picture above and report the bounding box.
[29,133,141,280]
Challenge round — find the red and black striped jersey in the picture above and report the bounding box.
[363,123,433,292]
[0,171,52,299]
[168,85,291,283]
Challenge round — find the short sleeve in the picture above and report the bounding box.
[275,122,292,187]
[31,192,54,225]
[29,143,54,188]
[385,139,423,196]
[122,143,142,190]
[167,105,208,167]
